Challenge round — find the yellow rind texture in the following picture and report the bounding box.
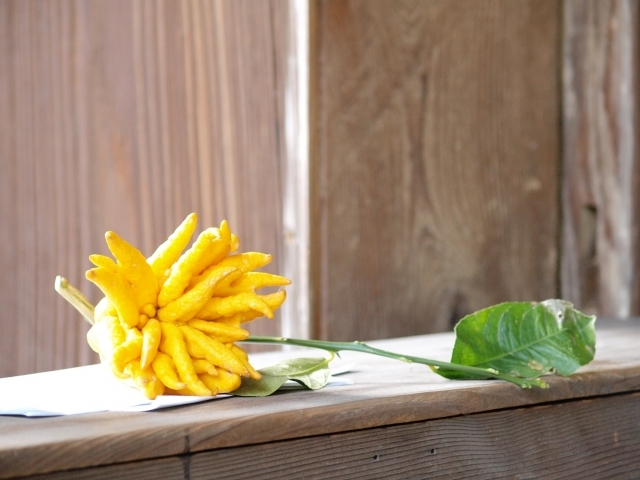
[85,214,289,399]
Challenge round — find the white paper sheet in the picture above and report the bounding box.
[0,363,352,417]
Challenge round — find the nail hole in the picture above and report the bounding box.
[373,454,380,461]
[431,449,437,454]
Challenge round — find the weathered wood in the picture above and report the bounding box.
[1,325,639,478]
[0,0,289,377]
[27,391,640,480]
[311,0,561,340]
[562,0,640,317]
[278,0,312,340]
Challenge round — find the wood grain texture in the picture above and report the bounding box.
[25,391,640,480]
[0,0,290,376]
[1,325,639,478]
[311,0,561,341]
[562,0,640,318]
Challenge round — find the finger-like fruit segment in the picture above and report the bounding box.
[157,266,236,323]
[86,267,139,328]
[180,325,249,377]
[152,352,187,391]
[159,323,212,396]
[105,231,159,309]
[196,292,273,320]
[187,319,249,342]
[148,213,198,278]
[140,319,161,369]
[158,228,218,307]
[199,370,242,394]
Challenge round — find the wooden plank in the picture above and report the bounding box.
[279,0,312,340]
[0,0,289,377]
[25,391,640,479]
[1,325,639,478]
[311,0,561,341]
[562,0,640,317]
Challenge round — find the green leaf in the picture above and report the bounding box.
[289,366,331,390]
[232,357,332,397]
[436,299,596,380]
[232,375,289,397]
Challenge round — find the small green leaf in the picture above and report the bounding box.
[436,299,596,380]
[232,375,289,397]
[232,357,332,397]
[289,367,331,390]
[259,357,331,377]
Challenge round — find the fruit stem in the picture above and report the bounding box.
[244,336,548,389]
[55,276,95,325]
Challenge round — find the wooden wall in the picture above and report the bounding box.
[0,0,289,376]
[562,0,640,318]
[2,0,640,375]
[311,0,562,340]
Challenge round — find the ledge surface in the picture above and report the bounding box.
[1,321,639,478]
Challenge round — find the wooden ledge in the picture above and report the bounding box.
[1,322,639,478]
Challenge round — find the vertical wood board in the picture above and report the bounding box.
[562,0,640,317]
[312,0,561,340]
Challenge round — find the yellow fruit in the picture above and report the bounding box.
[83,213,289,399]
